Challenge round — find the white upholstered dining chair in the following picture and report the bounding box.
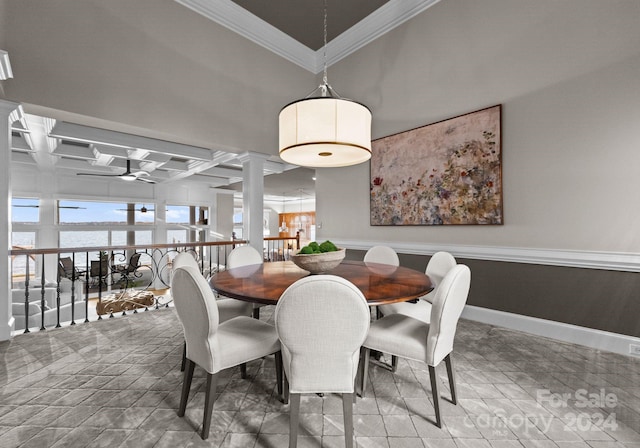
[377,251,457,371]
[173,251,253,322]
[171,265,282,439]
[275,275,370,448]
[360,264,471,428]
[363,245,400,266]
[226,245,266,319]
[172,252,253,371]
[378,251,457,322]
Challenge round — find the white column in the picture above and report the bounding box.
[39,188,59,278]
[153,197,168,289]
[0,100,20,341]
[237,152,268,255]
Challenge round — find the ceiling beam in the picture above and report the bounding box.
[50,121,215,161]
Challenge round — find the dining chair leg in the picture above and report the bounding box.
[428,365,442,428]
[253,307,260,319]
[289,393,301,448]
[283,374,290,404]
[444,354,458,405]
[275,351,283,400]
[180,341,186,372]
[201,372,219,440]
[343,393,355,448]
[240,363,247,379]
[391,355,398,372]
[360,348,370,398]
[178,359,195,417]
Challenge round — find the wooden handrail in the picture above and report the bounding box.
[9,240,249,256]
[263,231,300,250]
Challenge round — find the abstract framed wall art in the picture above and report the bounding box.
[370,105,502,226]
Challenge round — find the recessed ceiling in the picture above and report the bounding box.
[175,0,442,72]
[230,0,389,50]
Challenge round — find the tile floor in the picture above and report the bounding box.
[1,306,640,447]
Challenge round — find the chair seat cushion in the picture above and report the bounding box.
[378,300,432,324]
[214,316,280,371]
[216,298,253,323]
[364,313,430,364]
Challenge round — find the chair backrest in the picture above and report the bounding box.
[58,257,75,278]
[171,252,202,291]
[90,260,108,277]
[124,253,141,274]
[171,265,221,373]
[275,275,370,393]
[130,252,141,268]
[173,251,201,272]
[363,245,399,266]
[227,245,263,269]
[424,251,457,299]
[427,265,471,366]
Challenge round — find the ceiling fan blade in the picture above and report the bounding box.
[77,172,122,177]
[14,205,87,209]
[136,177,156,184]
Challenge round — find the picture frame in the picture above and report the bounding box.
[370,105,503,226]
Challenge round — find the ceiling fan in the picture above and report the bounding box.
[118,205,154,213]
[77,160,156,184]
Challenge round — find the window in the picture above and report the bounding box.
[12,198,39,223]
[166,205,209,244]
[58,200,156,267]
[111,230,153,246]
[58,200,155,224]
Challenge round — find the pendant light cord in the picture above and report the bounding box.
[305,0,343,100]
[322,0,328,88]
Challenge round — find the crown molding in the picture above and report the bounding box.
[175,0,442,74]
[321,0,442,72]
[0,50,13,80]
[175,0,316,71]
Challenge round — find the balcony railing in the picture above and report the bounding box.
[8,234,300,335]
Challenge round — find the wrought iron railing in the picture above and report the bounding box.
[8,240,247,334]
[8,233,302,335]
[9,234,300,333]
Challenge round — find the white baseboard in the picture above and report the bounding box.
[462,305,640,357]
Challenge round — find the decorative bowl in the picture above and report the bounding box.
[290,248,346,274]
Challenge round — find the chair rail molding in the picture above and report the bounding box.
[333,240,640,273]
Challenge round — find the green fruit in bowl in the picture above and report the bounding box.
[298,240,339,255]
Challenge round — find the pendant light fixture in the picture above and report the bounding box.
[278,0,372,168]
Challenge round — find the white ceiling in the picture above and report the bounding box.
[8,0,442,198]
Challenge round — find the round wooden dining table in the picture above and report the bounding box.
[210,259,433,306]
